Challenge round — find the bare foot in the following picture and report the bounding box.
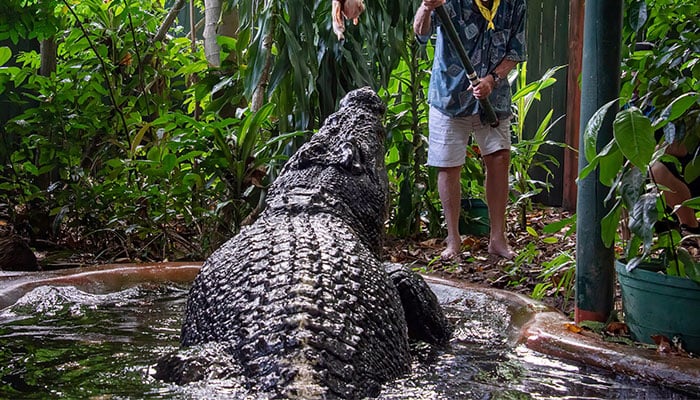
[441,236,462,261]
[488,238,515,260]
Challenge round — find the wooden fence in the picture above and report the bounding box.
[524,0,582,210]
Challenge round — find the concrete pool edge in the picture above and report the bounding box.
[0,262,202,309]
[424,274,700,392]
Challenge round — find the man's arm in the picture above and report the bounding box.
[413,0,445,36]
[491,59,518,83]
[472,59,518,100]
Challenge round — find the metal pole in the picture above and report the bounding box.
[434,5,499,127]
[575,0,623,323]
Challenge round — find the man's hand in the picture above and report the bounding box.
[421,0,445,11]
[468,75,496,100]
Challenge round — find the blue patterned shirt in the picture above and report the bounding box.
[418,0,527,120]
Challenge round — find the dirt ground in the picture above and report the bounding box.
[384,206,579,317]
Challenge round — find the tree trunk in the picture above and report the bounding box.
[189,0,197,53]
[203,0,222,66]
[38,37,59,201]
[204,0,238,67]
[39,38,57,77]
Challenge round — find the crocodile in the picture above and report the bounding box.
[155,87,451,399]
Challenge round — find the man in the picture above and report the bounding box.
[413,0,526,260]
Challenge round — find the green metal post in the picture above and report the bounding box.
[575,0,623,323]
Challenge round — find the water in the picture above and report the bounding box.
[0,277,694,399]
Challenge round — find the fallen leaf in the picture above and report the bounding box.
[462,236,480,247]
[565,323,583,334]
[651,334,672,354]
[419,238,442,248]
[605,321,629,336]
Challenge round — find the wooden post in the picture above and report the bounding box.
[562,0,584,211]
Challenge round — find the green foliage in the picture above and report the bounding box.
[621,0,700,142]
[0,0,303,260]
[532,251,575,309]
[0,0,62,43]
[0,46,17,95]
[509,62,568,228]
[383,41,439,238]
[583,99,698,274]
[8,0,693,278]
[226,0,418,131]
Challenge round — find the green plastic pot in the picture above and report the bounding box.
[459,198,489,237]
[615,260,700,353]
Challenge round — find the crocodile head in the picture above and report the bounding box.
[266,87,388,253]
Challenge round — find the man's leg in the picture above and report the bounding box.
[651,161,698,229]
[483,149,515,259]
[437,165,463,260]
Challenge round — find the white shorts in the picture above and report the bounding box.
[427,106,511,168]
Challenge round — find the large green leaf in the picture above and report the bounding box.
[683,196,700,210]
[239,102,276,163]
[598,145,623,187]
[0,46,11,66]
[601,201,622,247]
[661,93,698,121]
[613,107,655,170]
[619,166,644,209]
[628,192,658,253]
[684,155,700,183]
[583,98,619,162]
[578,139,616,182]
[626,0,648,33]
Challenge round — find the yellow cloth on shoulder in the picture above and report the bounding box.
[475,0,501,30]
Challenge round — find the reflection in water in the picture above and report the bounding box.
[0,282,694,399]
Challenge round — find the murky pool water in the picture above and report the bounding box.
[0,277,694,399]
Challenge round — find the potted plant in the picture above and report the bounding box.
[580,13,700,351]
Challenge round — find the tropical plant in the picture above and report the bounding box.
[211,0,419,132]
[581,94,699,280]
[383,40,439,238]
[0,0,306,260]
[580,99,699,280]
[531,251,576,307]
[509,62,568,228]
